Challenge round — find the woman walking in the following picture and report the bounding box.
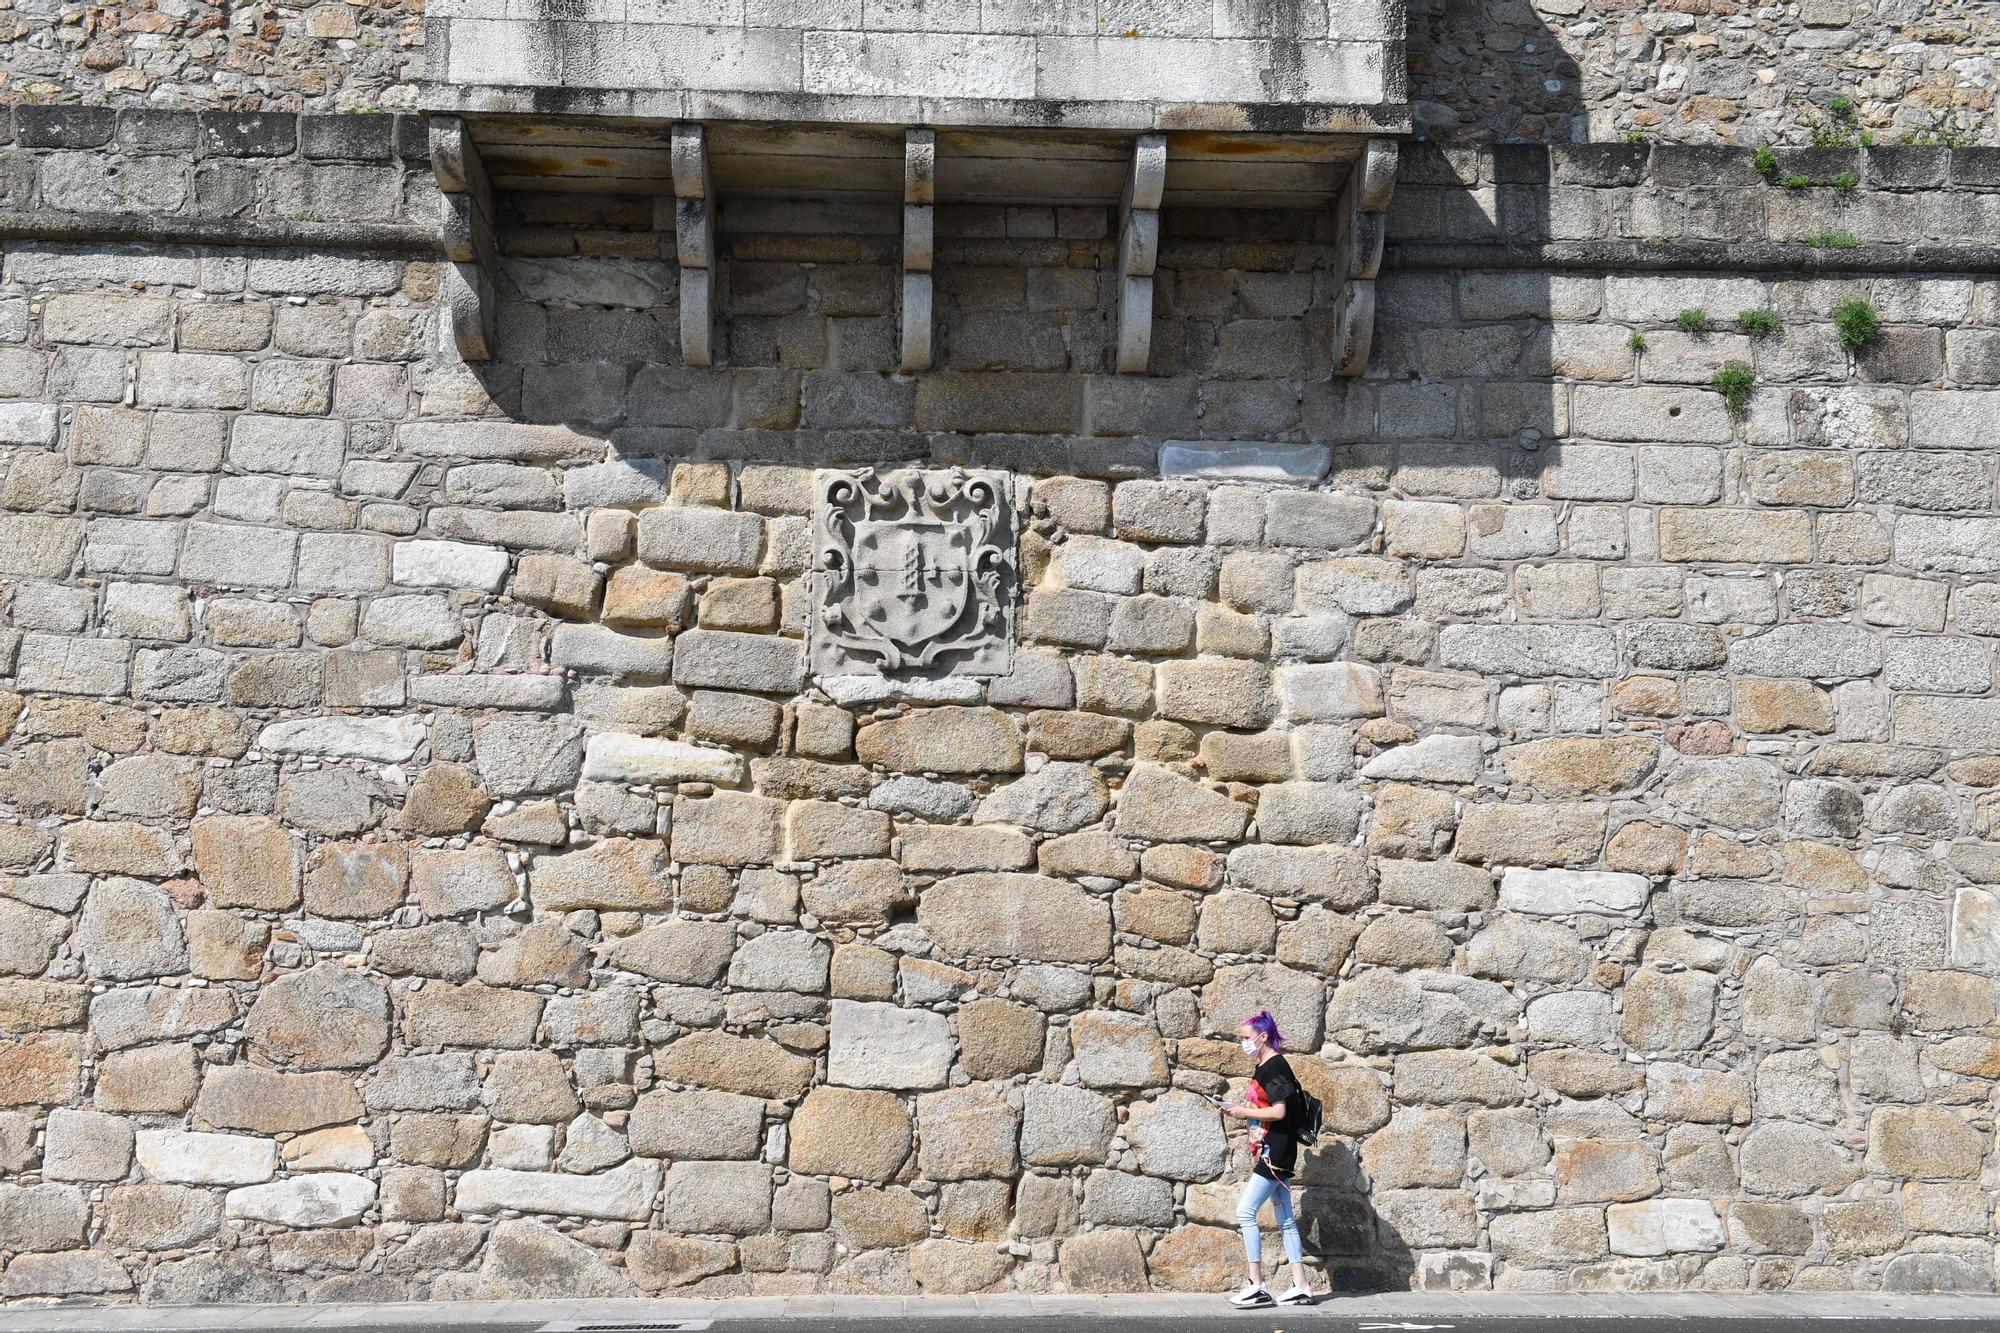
[1221,1010,1314,1308]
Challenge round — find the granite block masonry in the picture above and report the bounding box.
[3,106,2000,1305]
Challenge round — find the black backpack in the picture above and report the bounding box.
[1290,1085,1324,1145]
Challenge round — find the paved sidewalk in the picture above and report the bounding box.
[1,1292,1998,1329]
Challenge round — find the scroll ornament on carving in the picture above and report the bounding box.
[811,468,1016,678]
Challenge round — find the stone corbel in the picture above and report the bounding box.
[430,115,496,363]
[900,128,936,373]
[1113,133,1167,374]
[1330,137,1399,377]
[668,123,718,367]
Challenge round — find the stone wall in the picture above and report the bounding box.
[1408,0,2000,146]
[2,118,2000,1302]
[7,0,1999,145]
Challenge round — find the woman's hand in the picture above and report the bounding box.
[1221,1104,1246,1120]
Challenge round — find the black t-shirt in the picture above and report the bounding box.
[1252,1054,1301,1180]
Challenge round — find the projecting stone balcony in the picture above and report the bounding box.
[424,2,1408,134]
[420,2,1410,376]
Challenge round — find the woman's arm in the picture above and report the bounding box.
[1225,1100,1286,1122]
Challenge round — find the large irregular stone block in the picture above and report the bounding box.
[1865,1106,1987,1180]
[653,1032,815,1100]
[103,1183,224,1251]
[1226,844,1370,908]
[0,1183,89,1252]
[190,815,301,910]
[245,963,392,1070]
[258,714,424,762]
[789,1088,911,1180]
[971,762,1109,833]
[455,1160,661,1220]
[0,901,69,978]
[831,1183,930,1251]
[1069,1011,1168,1089]
[1113,764,1253,842]
[89,987,236,1050]
[1058,1228,1149,1292]
[530,838,669,911]
[225,1173,376,1228]
[581,732,744,785]
[627,1233,738,1293]
[1327,969,1515,1054]
[919,873,1112,964]
[1499,736,1658,796]
[661,1161,772,1235]
[74,878,186,980]
[1740,1121,1860,1197]
[856,706,1024,775]
[917,1084,1021,1182]
[606,918,735,985]
[1497,867,1650,917]
[196,1066,364,1133]
[456,1219,640,1298]
[1125,1091,1228,1182]
[828,1000,954,1090]
[1201,962,1325,1051]
[42,1108,134,1182]
[629,1090,764,1161]
[1021,1082,1116,1167]
[671,791,785,866]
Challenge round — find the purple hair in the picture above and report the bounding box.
[1243,1010,1283,1052]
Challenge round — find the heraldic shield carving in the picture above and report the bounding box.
[811,467,1017,678]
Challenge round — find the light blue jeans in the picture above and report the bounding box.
[1237,1170,1304,1267]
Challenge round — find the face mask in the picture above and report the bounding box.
[1241,1038,1258,1055]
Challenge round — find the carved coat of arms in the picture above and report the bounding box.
[811,468,1016,677]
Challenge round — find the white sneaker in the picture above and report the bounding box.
[1229,1282,1275,1308]
[1278,1285,1316,1305]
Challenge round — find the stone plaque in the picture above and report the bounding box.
[810,467,1016,678]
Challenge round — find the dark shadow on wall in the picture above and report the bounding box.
[1298,1141,1421,1293]
[1404,0,1588,143]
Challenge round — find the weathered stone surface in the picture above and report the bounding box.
[828,1000,954,1090]
[196,1066,364,1133]
[1499,867,1650,917]
[661,1161,772,1235]
[856,706,1024,775]
[1114,765,1252,842]
[530,838,669,911]
[459,1219,640,1298]
[76,878,186,979]
[1059,1228,1149,1292]
[225,1173,376,1228]
[629,1089,764,1161]
[653,1032,815,1101]
[627,1234,738,1292]
[1125,1091,1228,1181]
[789,1087,911,1180]
[606,918,735,985]
[457,1161,662,1220]
[246,964,392,1070]
[920,873,1112,963]
[1070,1011,1168,1089]
[90,987,236,1050]
[104,1184,224,1251]
[0,1183,89,1252]
[917,1084,1021,1181]
[43,1108,134,1182]
[191,815,300,909]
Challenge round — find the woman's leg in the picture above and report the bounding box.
[1269,1177,1309,1289]
[1236,1173,1275,1286]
